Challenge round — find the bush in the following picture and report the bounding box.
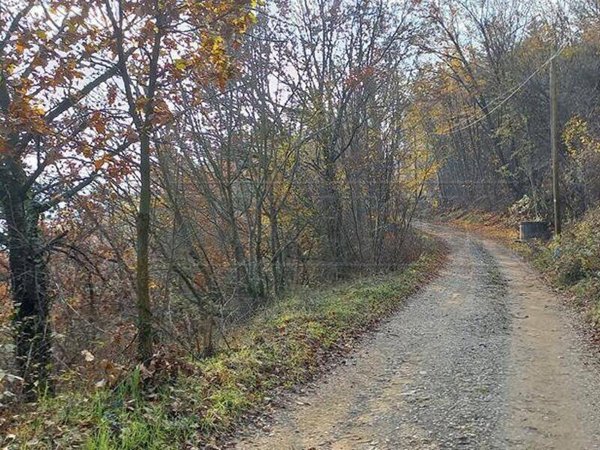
[546,208,600,284]
[2,236,445,449]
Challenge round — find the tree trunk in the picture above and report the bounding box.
[268,204,284,295]
[323,161,345,278]
[1,177,52,398]
[136,130,154,362]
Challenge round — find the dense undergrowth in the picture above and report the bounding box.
[442,208,600,333]
[1,238,445,449]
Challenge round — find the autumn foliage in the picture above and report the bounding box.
[0,0,439,414]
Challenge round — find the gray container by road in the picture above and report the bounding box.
[519,221,550,240]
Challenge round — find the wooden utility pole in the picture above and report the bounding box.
[550,55,561,235]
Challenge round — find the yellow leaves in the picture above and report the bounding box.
[8,97,49,135]
[195,0,236,17]
[564,116,586,158]
[201,35,235,90]
[32,104,45,116]
[80,143,93,158]
[174,58,188,71]
[180,0,256,87]
[563,115,600,160]
[35,30,48,41]
[560,45,577,59]
[400,152,438,196]
[208,35,226,58]
[398,105,440,196]
[231,12,257,34]
[67,16,83,34]
[5,63,16,75]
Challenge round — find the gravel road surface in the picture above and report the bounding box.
[234,225,600,449]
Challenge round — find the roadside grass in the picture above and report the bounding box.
[3,237,446,449]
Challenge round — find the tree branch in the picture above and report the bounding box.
[0,1,35,54]
[37,139,132,213]
[45,50,134,123]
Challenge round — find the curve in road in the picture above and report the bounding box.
[234,225,600,450]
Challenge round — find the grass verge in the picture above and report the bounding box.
[2,237,446,449]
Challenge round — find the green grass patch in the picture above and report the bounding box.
[3,239,445,449]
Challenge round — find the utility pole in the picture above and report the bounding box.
[550,54,561,236]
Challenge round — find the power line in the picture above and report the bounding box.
[435,44,567,136]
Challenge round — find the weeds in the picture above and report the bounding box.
[2,239,445,449]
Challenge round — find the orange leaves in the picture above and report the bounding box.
[133,97,173,127]
[90,111,106,134]
[344,66,376,89]
[151,98,173,126]
[135,96,149,112]
[7,96,49,135]
[106,158,134,181]
[0,137,8,155]
[93,153,112,171]
[48,59,83,88]
[138,18,159,46]
[29,54,47,71]
[193,271,207,289]
[15,39,27,55]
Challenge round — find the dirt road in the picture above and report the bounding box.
[234,225,600,449]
